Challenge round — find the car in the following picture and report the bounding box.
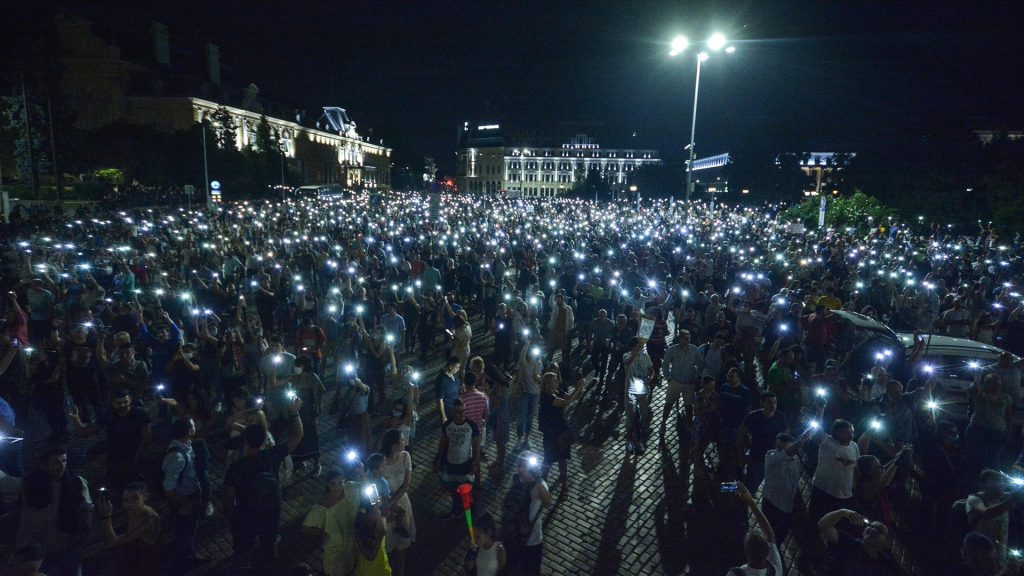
[825,310,1019,422]
[896,332,1018,422]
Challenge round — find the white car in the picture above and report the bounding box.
[828,311,1019,422]
[896,332,1018,422]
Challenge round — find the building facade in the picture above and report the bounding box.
[52,13,390,189]
[127,97,390,189]
[455,124,660,197]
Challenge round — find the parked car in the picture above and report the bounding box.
[826,310,1019,422]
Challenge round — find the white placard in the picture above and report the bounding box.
[638,318,654,340]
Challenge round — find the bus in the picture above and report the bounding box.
[296,184,345,198]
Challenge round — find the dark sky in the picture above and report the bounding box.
[12,0,1024,172]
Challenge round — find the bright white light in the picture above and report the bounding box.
[725,45,736,54]
[708,33,727,51]
[926,400,939,411]
[809,420,820,429]
[669,35,689,56]
[870,419,882,431]
[698,51,709,62]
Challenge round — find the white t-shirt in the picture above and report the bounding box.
[812,436,860,499]
[967,493,1010,548]
[725,543,782,575]
[442,419,479,465]
[762,449,803,514]
[526,479,549,546]
[623,351,653,383]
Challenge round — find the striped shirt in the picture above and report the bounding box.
[460,389,489,430]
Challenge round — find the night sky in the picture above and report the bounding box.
[9,0,1024,172]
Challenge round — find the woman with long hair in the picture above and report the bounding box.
[379,428,415,574]
[537,372,585,492]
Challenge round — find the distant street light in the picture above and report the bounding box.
[669,33,734,205]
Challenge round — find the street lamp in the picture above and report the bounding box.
[669,33,734,206]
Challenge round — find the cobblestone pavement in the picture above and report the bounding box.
[8,313,941,575]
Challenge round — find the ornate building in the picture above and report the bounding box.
[52,13,390,189]
[455,123,660,197]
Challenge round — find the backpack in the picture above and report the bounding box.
[729,565,776,576]
[501,478,539,548]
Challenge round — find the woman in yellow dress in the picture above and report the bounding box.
[302,471,361,576]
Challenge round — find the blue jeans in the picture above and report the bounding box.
[517,393,539,440]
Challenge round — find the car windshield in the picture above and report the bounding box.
[834,314,903,379]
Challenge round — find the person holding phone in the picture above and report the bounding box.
[818,508,901,575]
[726,482,782,575]
[96,482,164,576]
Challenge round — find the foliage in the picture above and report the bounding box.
[209,106,237,150]
[254,115,277,154]
[570,166,612,200]
[92,168,125,185]
[781,190,896,231]
[0,91,52,188]
[631,163,681,199]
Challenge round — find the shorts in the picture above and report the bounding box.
[665,380,696,408]
[440,459,473,487]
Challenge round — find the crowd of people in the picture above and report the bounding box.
[0,191,1021,576]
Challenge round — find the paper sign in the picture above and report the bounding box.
[638,318,654,340]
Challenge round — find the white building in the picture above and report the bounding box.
[456,125,660,197]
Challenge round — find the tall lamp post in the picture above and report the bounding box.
[669,33,734,206]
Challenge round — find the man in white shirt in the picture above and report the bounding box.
[661,330,702,433]
[943,298,972,338]
[762,431,811,546]
[809,419,860,521]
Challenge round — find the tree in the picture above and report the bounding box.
[0,89,51,193]
[253,114,276,154]
[571,166,611,200]
[210,106,237,150]
[631,163,680,200]
[774,152,812,200]
[781,190,896,231]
